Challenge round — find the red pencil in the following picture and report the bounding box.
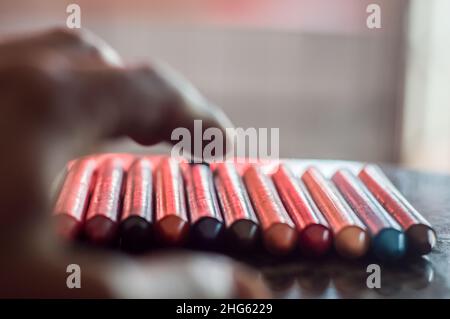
[272,164,332,257]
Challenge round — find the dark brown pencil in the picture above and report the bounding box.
[184,163,224,250]
[359,165,436,255]
[214,163,260,252]
[120,158,153,252]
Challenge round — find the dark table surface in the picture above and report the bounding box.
[247,163,450,298]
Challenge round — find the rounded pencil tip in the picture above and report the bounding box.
[373,228,407,262]
[120,216,153,252]
[335,226,370,259]
[191,217,224,249]
[406,224,437,255]
[227,219,259,251]
[155,215,189,246]
[85,215,117,246]
[299,224,333,257]
[264,223,297,255]
[53,214,80,241]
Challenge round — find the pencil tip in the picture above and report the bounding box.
[120,216,152,251]
[407,224,437,255]
[54,214,80,241]
[194,218,223,239]
[264,224,297,255]
[85,216,117,246]
[299,224,332,257]
[228,220,259,251]
[373,228,407,261]
[156,215,189,246]
[335,226,370,259]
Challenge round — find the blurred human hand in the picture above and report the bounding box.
[0,28,269,298]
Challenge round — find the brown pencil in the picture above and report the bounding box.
[154,157,189,246]
[244,165,297,255]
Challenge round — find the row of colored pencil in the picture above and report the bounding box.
[53,155,436,261]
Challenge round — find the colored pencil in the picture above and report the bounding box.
[302,167,370,259]
[53,158,97,241]
[214,163,260,251]
[333,169,406,261]
[120,158,153,252]
[244,165,297,255]
[154,157,189,246]
[359,165,436,255]
[85,157,124,246]
[184,163,224,249]
[272,164,332,257]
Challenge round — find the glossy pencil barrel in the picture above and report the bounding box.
[214,163,260,251]
[85,158,124,246]
[359,165,436,255]
[53,158,97,241]
[244,165,297,255]
[184,163,224,249]
[154,158,189,246]
[120,158,153,252]
[333,169,406,261]
[302,167,370,259]
[272,165,332,257]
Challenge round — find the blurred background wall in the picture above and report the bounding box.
[402,0,450,173]
[0,0,448,172]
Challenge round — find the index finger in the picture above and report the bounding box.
[71,62,234,155]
